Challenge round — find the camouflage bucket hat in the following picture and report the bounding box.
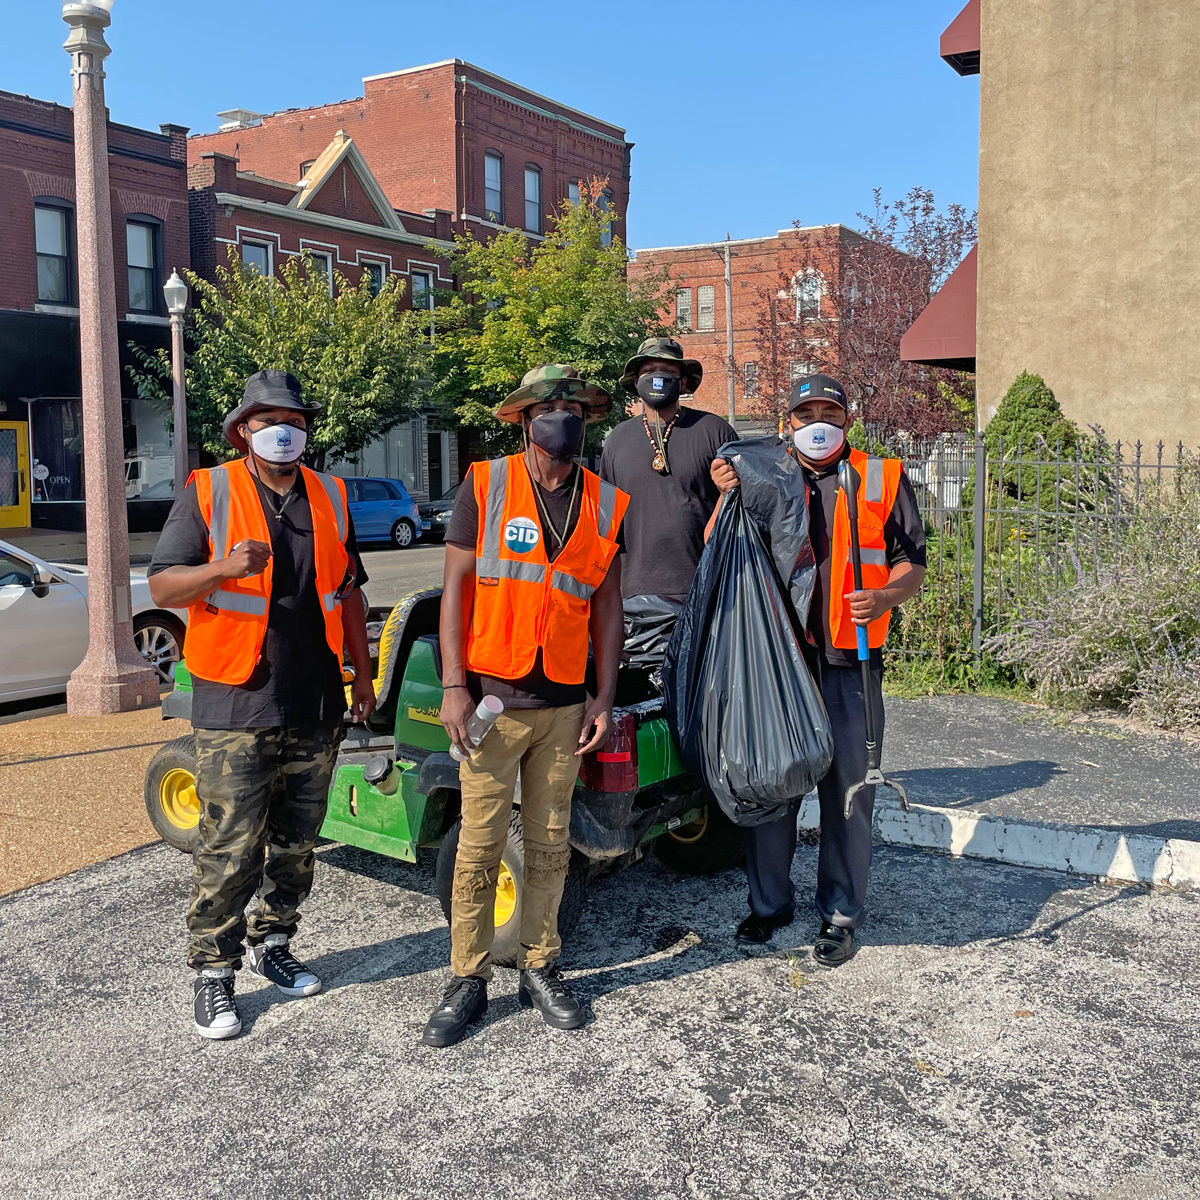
[619,336,703,396]
[495,364,613,424]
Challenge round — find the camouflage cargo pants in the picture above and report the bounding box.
[187,724,342,971]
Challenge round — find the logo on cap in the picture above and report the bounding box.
[504,516,540,555]
[800,383,811,395]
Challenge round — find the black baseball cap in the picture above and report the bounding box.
[788,373,848,414]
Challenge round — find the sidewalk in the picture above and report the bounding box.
[1,525,160,565]
[0,705,189,894]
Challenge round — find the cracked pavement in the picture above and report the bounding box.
[1,837,1197,1200]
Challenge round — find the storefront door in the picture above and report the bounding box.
[0,422,31,528]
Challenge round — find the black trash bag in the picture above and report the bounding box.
[663,436,833,827]
[622,595,683,670]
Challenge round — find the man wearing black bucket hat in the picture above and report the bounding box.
[709,374,925,965]
[600,337,737,601]
[148,369,375,1039]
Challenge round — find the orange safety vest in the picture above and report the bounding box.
[828,448,903,650]
[466,455,629,685]
[186,459,351,685]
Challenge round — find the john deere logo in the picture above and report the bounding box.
[504,516,540,554]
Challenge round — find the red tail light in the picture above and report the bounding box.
[577,711,638,792]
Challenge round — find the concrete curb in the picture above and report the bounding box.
[797,795,1200,890]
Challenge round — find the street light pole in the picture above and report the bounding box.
[63,0,158,715]
[723,233,736,428]
[163,270,189,498]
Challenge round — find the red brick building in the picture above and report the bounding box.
[186,129,458,499]
[629,226,854,424]
[184,60,632,499]
[187,59,631,250]
[0,89,190,531]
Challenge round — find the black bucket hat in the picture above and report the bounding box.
[222,370,322,453]
[619,337,703,396]
[788,373,848,414]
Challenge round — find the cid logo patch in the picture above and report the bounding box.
[504,516,540,555]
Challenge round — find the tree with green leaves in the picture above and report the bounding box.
[430,179,671,454]
[128,248,432,470]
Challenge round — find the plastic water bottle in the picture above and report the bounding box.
[449,695,505,762]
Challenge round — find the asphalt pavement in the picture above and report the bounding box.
[1,839,1196,1200]
[359,542,445,607]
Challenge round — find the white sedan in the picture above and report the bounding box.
[0,537,188,704]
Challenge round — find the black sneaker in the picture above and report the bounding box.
[245,933,322,997]
[518,965,587,1030]
[193,968,241,1040]
[420,975,488,1048]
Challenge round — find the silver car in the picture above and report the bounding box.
[0,537,188,703]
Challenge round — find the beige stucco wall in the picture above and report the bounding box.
[977,0,1200,448]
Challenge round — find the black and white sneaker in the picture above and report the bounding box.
[193,968,241,1040]
[245,933,323,998]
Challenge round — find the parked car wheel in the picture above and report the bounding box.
[133,612,185,686]
[436,809,588,967]
[144,734,200,853]
[390,518,416,549]
[654,802,744,875]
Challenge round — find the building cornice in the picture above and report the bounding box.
[633,225,855,256]
[214,193,455,251]
[456,75,627,147]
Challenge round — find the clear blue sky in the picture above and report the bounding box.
[1,0,979,250]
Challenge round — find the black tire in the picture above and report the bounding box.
[133,611,186,687]
[144,734,200,853]
[654,802,744,875]
[390,518,416,549]
[436,809,588,968]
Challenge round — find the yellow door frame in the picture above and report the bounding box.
[0,421,31,528]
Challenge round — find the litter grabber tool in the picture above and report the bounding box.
[836,459,909,821]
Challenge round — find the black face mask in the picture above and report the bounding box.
[528,410,585,460]
[636,372,682,409]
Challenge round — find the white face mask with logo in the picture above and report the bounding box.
[793,422,845,462]
[248,423,307,464]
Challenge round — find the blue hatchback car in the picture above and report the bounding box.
[341,476,428,548]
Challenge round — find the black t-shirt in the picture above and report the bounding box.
[445,459,624,710]
[802,447,926,668]
[148,471,368,730]
[600,407,738,600]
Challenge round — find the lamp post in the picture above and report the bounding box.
[163,270,189,498]
[63,0,158,714]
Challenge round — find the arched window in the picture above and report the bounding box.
[484,152,504,223]
[794,270,823,321]
[524,164,542,234]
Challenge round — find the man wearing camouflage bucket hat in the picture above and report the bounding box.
[423,365,629,1047]
[600,338,737,601]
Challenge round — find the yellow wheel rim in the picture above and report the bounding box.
[668,809,709,845]
[159,767,200,830]
[494,861,518,928]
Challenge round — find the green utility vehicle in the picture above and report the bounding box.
[145,588,738,964]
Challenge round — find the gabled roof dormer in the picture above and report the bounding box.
[289,130,406,232]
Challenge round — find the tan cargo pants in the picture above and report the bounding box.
[451,702,584,980]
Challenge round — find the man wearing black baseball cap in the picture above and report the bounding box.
[709,373,926,966]
[148,369,375,1040]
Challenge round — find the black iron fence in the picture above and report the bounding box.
[881,433,1195,664]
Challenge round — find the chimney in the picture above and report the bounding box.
[159,123,189,163]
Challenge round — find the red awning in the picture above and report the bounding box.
[900,245,976,372]
[941,0,980,75]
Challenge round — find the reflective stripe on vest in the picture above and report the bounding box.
[828,449,903,651]
[466,455,629,684]
[185,461,351,685]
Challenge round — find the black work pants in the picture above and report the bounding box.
[743,659,884,930]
